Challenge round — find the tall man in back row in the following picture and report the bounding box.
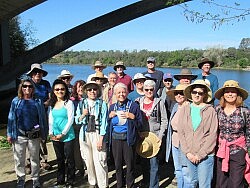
[196,57,218,101]
[142,57,164,97]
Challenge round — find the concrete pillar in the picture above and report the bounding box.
[0,21,10,66]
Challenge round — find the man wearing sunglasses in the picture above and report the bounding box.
[142,57,164,97]
[58,70,74,93]
[27,63,52,172]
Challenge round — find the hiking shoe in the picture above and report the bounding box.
[25,164,31,174]
[33,180,41,188]
[41,162,52,170]
[17,179,25,188]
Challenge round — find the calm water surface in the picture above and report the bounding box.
[43,64,250,106]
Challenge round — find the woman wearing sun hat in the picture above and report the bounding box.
[75,81,108,188]
[165,84,189,188]
[177,79,218,187]
[214,80,250,187]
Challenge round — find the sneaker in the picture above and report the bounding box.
[17,179,25,188]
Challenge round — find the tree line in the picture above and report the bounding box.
[46,45,250,69]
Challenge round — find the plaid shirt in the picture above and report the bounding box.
[216,106,250,154]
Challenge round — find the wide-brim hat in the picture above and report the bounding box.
[214,80,248,101]
[27,63,48,77]
[91,72,108,84]
[198,57,215,69]
[167,84,188,101]
[174,68,197,81]
[184,79,212,103]
[114,61,126,70]
[57,70,74,79]
[83,81,102,98]
[136,132,161,159]
[92,60,106,70]
[133,73,146,84]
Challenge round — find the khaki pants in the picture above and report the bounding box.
[79,131,108,188]
[13,136,40,181]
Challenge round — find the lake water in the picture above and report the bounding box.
[43,63,250,106]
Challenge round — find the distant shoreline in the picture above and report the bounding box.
[45,63,250,71]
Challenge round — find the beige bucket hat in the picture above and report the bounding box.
[92,60,106,70]
[214,80,248,100]
[167,84,188,101]
[27,63,48,77]
[136,132,161,159]
[184,79,212,103]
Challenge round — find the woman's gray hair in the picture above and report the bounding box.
[114,82,128,93]
[143,80,156,89]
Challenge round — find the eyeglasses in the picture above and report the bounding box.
[54,88,65,91]
[61,77,71,80]
[174,91,184,96]
[191,91,204,96]
[87,88,97,92]
[144,88,154,92]
[22,85,33,89]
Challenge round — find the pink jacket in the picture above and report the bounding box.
[217,136,250,183]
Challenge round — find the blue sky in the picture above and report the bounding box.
[20,0,250,52]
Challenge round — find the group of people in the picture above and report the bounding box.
[6,56,249,188]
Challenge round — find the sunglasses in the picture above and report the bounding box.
[32,70,43,74]
[54,88,65,91]
[191,91,204,96]
[87,88,97,92]
[144,88,154,92]
[174,91,184,96]
[61,77,71,80]
[164,79,172,82]
[22,85,33,89]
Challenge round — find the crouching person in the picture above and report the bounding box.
[108,83,143,188]
[75,81,108,188]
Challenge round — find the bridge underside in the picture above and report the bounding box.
[0,0,190,123]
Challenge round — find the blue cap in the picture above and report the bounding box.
[163,73,173,80]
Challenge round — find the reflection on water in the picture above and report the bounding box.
[43,64,250,106]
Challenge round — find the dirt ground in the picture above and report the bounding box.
[0,142,177,188]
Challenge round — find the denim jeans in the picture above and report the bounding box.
[172,146,184,188]
[141,155,159,188]
[182,154,214,188]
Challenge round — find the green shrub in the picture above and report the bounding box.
[0,136,12,149]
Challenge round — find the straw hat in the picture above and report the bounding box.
[92,60,106,70]
[214,80,248,100]
[83,81,102,98]
[174,68,197,81]
[136,132,161,159]
[27,63,48,77]
[167,84,188,101]
[57,70,74,79]
[114,61,126,70]
[133,73,146,84]
[198,57,215,69]
[184,79,212,103]
[91,72,108,84]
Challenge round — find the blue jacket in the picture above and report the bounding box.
[7,96,48,140]
[165,103,178,162]
[108,99,143,146]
